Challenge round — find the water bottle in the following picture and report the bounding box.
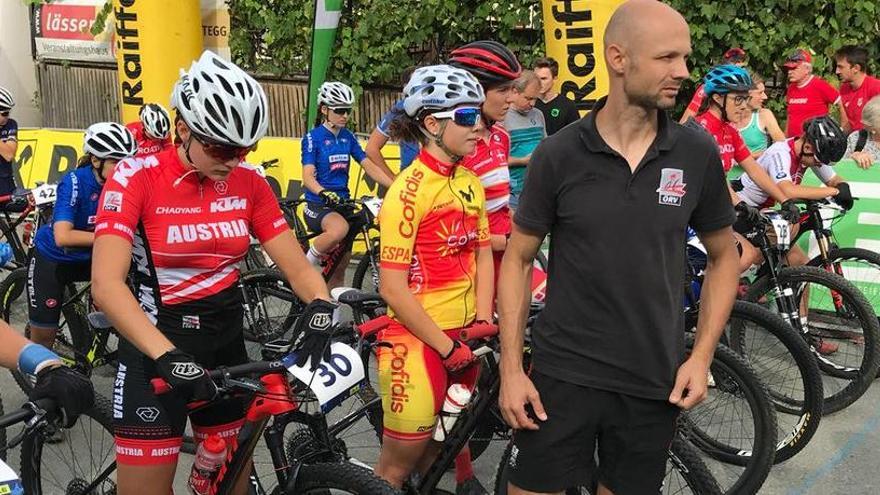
[188,433,227,495]
[432,384,473,442]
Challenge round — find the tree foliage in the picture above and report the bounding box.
[668,0,880,115]
[228,0,543,90]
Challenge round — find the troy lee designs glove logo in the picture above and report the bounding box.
[309,313,332,331]
[171,362,204,380]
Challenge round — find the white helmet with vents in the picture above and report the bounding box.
[139,103,171,140]
[0,87,14,111]
[83,122,137,160]
[403,65,485,117]
[171,50,268,147]
[318,81,355,107]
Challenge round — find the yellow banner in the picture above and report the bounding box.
[13,129,401,201]
[112,0,203,123]
[541,0,624,116]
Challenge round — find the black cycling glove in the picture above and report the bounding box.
[155,349,217,402]
[294,299,338,371]
[29,366,95,428]
[318,190,341,206]
[779,199,801,223]
[833,182,854,211]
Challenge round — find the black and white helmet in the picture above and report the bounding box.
[0,87,14,111]
[139,103,171,140]
[83,122,137,160]
[403,65,485,117]
[171,50,268,148]
[318,82,355,107]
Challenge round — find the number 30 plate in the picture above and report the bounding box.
[283,342,366,413]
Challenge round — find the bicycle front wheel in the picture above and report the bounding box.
[288,462,397,494]
[240,268,304,360]
[745,265,880,413]
[20,394,117,494]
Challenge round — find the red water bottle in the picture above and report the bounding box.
[188,434,226,495]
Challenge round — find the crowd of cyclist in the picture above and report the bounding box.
[1,0,879,492]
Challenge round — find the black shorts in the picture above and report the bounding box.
[303,201,335,233]
[113,332,248,465]
[507,370,679,494]
[27,250,91,327]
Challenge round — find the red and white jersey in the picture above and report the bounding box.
[126,121,173,157]
[695,111,751,172]
[687,84,706,114]
[95,147,287,318]
[785,76,840,137]
[461,123,512,236]
[840,76,880,131]
[738,139,837,208]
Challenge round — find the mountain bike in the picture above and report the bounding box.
[0,184,57,270]
[738,206,880,413]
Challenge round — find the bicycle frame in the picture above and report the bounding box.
[320,203,378,282]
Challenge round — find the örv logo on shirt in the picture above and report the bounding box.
[657,168,686,207]
[103,191,123,212]
[182,315,200,329]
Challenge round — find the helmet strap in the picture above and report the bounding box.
[717,94,731,122]
[183,134,196,165]
[421,120,462,163]
[93,158,108,183]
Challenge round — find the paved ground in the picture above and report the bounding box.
[3,263,880,493]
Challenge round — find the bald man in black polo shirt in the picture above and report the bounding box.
[497,1,741,494]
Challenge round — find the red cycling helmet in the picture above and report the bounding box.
[447,40,522,89]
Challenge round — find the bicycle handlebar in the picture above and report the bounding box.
[0,398,57,429]
[150,360,284,396]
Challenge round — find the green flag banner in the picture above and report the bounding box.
[306,0,343,129]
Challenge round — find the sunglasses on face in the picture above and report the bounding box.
[431,107,482,127]
[731,94,749,106]
[0,112,9,117]
[192,133,250,161]
[330,107,351,116]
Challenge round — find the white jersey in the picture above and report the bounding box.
[738,139,837,207]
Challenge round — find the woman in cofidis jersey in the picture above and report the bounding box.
[91,51,337,494]
[374,65,494,489]
[27,122,137,353]
[693,65,799,271]
[301,81,394,289]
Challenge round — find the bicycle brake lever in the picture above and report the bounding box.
[225,377,267,394]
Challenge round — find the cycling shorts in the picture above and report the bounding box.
[27,250,91,327]
[113,317,248,466]
[376,321,480,441]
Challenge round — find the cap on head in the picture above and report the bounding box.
[783,49,812,70]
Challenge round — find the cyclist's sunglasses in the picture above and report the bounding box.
[431,107,482,127]
[0,111,9,117]
[192,133,250,161]
[330,107,352,115]
[729,94,749,106]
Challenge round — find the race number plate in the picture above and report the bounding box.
[32,184,57,206]
[283,342,366,413]
[0,458,23,495]
[362,197,383,217]
[769,214,791,250]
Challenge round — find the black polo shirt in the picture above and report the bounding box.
[514,97,734,400]
[535,94,580,136]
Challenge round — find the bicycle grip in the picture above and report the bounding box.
[450,321,498,341]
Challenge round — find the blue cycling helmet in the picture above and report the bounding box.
[702,65,752,95]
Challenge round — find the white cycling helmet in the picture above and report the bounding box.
[83,122,137,160]
[139,103,171,140]
[171,50,268,148]
[318,81,355,107]
[0,87,14,111]
[403,65,485,117]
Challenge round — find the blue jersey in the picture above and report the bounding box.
[301,125,366,203]
[0,119,18,195]
[377,99,419,171]
[34,166,102,263]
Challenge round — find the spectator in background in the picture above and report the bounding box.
[0,87,18,197]
[835,45,880,133]
[366,67,421,174]
[844,95,880,169]
[731,72,786,158]
[679,47,748,123]
[783,48,848,136]
[533,57,579,135]
[504,70,546,211]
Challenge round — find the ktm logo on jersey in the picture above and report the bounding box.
[113,155,160,187]
[209,196,247,213]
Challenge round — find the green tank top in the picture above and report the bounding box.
[738,111,768,153]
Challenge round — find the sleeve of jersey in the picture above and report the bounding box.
[690,148,735,232]
[52,173,76,224]
[350,136,368,163]
[378,170,423,271]
[686,86,704,113]
[250,176,288,243]
[732,129,751,163]
[2,120,18,141]
[301,132,316,166]
[476,183,490,248]
[766,152,793,184]
[94,164,145,242]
